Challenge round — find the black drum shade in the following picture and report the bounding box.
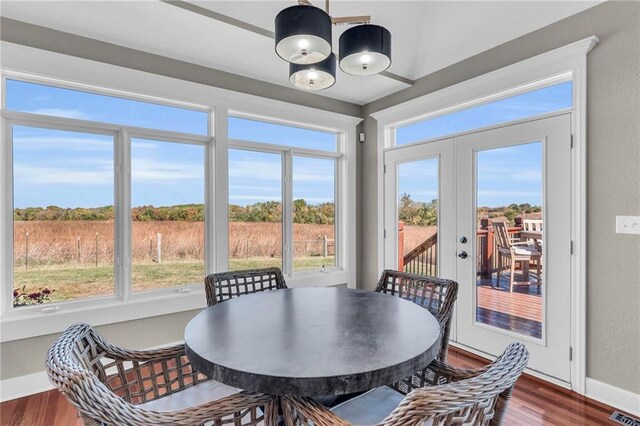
[275,5,332,65]
[339,24,391,75]
[289,53,336,90]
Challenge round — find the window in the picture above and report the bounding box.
[228,149,283,271]
[6,79,209,135]
[227,116,341,275]
[5,78,209,308]
[395,81,573,146]
[292,156,335,272]
[229,116,337,152]
[12,126,115,305]
[131,138,205,292]
[1,50,355,339]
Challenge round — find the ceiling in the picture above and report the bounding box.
[1,1,602,105]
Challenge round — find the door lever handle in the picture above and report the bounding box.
[458,251,468,259]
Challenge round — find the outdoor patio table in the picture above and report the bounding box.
[184,287,441,396]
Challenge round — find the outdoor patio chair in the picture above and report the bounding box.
[282,342,529,426]
[493,221,541,293]
[205,267,288,306]
[46,323,277,426]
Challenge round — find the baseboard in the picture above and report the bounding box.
[586,378,640,417]
[0,371,53,402]
[0,340,185,403]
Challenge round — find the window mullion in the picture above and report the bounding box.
[115,128,132,301]
[283,151,293,278]
[213,106,229,273]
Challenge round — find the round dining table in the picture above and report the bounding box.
[184,287,441,396]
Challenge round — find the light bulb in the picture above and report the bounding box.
[360,53,371,63]
[307,71,319,80]
[297,39,310,49]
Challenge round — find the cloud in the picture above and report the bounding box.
[14,163,113,185]
[30,108,92,120]
[14,136,113,152]
[132,159,204,184]
[229,159,281,181]
[478,190,541,199]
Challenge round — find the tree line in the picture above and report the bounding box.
[13,196,539,226]
[14,200,336,225]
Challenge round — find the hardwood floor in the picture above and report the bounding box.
[0,346,625,425]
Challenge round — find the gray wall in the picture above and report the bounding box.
[360,1,640,393]
[0,310,201,380]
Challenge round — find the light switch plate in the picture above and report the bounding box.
[616,216,640,235]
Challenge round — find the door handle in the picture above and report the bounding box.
[458,251,468,259]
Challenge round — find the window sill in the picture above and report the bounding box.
[0,272,352,343]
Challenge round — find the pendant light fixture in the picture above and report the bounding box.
[339,24,391,75]
[275,1,392,90]
[289,53,336,90]
[275,5,332,64]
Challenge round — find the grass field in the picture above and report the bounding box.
[13,256,335,304]
[12,219,437,305]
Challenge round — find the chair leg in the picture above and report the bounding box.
[509,256,516,293]
[496,255,501,289]
[536,257,541,285]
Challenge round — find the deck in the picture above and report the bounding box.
[476,270,542,339]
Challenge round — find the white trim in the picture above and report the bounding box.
[586,378,640,417]
[373,36,598,394]
[0,340,186,402]
[0,371,53,403]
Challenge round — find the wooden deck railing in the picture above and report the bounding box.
[402,230,438,276]
[399,217,525,277]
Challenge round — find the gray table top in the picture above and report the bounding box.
[185,287,441,396]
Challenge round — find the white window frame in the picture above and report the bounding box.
[226,112,344,279]
[370,36,598,394]
[0,41,359,342]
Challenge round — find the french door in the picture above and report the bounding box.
[384,114,572,383]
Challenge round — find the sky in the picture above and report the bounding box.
[8,79,569,209]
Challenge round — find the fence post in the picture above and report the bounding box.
[25,232,29,270]
[480,218,491,278]
[323,235,328,257]
[157,233,162,263]
[95,232,99,267]
[398,221,405,270]
[77,236,81,263]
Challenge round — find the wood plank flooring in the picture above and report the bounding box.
[0,346,625,425]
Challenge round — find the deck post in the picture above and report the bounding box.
[481,218,492,278]
[398,221,405,271]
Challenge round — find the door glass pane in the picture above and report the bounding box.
[475,142,543,339]
[131,138,205,292]
[292,156,336,272]
[397,158,439,276]
[396,81,572,145]
[228,149,283,271]
[12,126,114,306]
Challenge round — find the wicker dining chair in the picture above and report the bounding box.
[205,267,288,307]
[46,323,278,426]
[282,342,528,426]
[375,269,458,362]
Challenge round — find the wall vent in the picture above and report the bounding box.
[610,411,640,426]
